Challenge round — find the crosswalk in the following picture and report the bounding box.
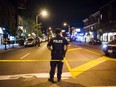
[0,72,71,80]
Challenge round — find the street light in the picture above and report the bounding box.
[63,22,71,41]
[49,27,52,30]
[36,10,48,24]
[63,22,70,33]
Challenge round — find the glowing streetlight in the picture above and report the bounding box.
[41,10,48,17]
[63,22,71,41]
[63,22,67,26]
[36,9,48,24]
[49,27,52,30]
[63,22,70,33]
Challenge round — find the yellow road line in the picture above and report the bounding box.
[67,47,101,56]
[0,47,115,80]
[64,58,72,71]
[82,48,101,56]
[70,56,110,78]
[68,48,82,52]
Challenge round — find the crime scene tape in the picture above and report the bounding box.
[0,59,91,62]
[0,59,115,62]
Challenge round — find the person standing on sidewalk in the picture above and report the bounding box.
[47,28,69,83]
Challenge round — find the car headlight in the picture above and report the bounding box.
[102,44,107,49]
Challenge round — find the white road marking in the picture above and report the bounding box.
[20,53,30,59]
[0,72,71,80]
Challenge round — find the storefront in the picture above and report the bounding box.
[84,31,94,43]
[102,32,116,42]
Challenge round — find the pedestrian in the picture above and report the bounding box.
[47,28,69,83]
[35,37,40,47]
[37,37,41,47]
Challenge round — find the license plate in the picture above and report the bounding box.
[108,50,113,53]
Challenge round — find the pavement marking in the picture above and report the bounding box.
[0,72,71,80]
[0,47,115,80]
[20,53,30,59]
[82,48,101,56]
[67,48,82,52]
[64,58,72,71]
[67,47,101,56]
[69,56,110,78]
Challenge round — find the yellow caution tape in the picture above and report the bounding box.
[0,59,115,63]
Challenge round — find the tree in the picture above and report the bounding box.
[34,23,42,37]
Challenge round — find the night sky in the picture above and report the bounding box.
[27,0,111,29]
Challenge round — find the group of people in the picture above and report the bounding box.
[47,28,69,83]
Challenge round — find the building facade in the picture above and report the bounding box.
[0,0,17,45]
[99,0,116,42]
[83,11,100,43]
[83,0,116,43]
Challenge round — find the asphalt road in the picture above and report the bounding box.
[0,42,116,87]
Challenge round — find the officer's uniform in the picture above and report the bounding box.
[47,35,69,81]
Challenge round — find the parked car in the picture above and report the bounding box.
[24,38,36,47]
[102,39,116,57]
[89,38,102,45]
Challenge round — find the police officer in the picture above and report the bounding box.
[47,28,69,83]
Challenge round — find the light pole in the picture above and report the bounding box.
[36,10,48,24]
[63,22,70,34]
[63,22,71,41]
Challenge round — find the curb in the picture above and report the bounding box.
[0,46,23,54]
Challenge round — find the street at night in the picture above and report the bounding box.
[0,0,116,87]
[0,42,116,87]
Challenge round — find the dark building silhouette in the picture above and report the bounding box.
[0,0,17,45]
[99,0,116,41]
[83,0,116,42]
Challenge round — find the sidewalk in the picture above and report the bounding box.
[0,44,21,53]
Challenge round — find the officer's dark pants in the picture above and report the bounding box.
[50,60,63,80]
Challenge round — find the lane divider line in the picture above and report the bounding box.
[20,53,30,59]
[70,56,110,78]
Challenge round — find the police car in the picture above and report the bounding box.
[102,39,116,57]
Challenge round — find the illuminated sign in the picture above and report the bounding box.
[62,30,65,32]
[76,28,81,32]
[0,27,4,34]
